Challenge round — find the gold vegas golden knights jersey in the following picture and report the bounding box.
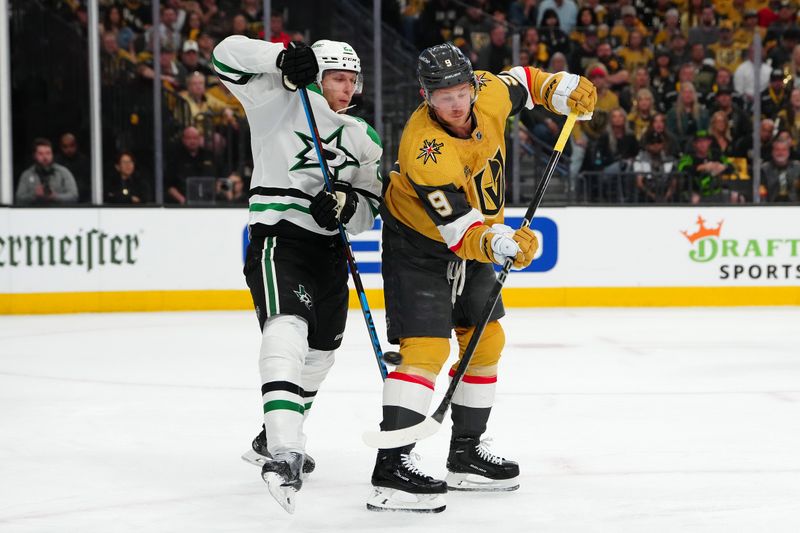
[382,68,537,260]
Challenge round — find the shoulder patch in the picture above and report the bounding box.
[416,138,445,165]
[475,72,490,91]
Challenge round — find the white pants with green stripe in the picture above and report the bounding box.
[260,314,335,456]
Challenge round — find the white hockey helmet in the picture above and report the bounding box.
[311,39,363,94]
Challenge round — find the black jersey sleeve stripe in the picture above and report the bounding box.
[216,71,254,86]
[249,186,315,200]
[497,72,530,116]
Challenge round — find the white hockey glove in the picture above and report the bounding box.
[540,72,596,121]
[485,224,521,265]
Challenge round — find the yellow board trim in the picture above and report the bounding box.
[1,287,799,314]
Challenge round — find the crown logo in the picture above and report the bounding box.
[681,215,723,244]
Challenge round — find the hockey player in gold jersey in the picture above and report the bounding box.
[366,43,596,513]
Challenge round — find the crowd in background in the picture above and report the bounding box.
[14,0,800,205]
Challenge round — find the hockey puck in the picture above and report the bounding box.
[382,351,403,365]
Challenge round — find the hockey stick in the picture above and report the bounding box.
[363,111,578,448]
[298,87,389,380]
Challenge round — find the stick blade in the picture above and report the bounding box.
[362,417,442,448]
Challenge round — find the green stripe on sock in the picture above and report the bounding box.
[264,399,305,414]
[250,202,310,214]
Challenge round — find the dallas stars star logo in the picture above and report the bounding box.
[293,284,313,310]
[291,126,360,180]
[416,138,444,165]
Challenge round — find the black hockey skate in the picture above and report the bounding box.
[241,427,315,476]
[261,451,304,514]
[366,446,447,513]
[446,437,519,491]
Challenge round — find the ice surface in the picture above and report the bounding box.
[1,308,799,532]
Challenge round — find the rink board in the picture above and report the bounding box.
[0,206,798,313]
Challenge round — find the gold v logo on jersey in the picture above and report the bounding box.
[416,138,444,165]
[472,148,505,216]
[291,126,360,180]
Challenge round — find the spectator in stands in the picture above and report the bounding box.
[595,40,629,88]
[678,130,734,204]
[105,151,152,204]
[709,110,735,158]
[197,32,216,71]
[582,107,638,201]
[215,171,248,204]
[16,138,79,205]
[618,30,653,74]
[619,66,651,113]
[180,39,212,77]
[683,0,704,29]
[536,0,578,34]
[55,133,90,204]
[761,69,789,118]
[653,8,681,47]
[166,126,218,204]
[687,4,719,47]
[231,14,251,37]
[568,24,598,74]
[668,32,690,66]
[182,10,205,42]
[240,0,264,38]
[711,86,751,141]
[164,0,188,33]
[650,112,680,157]
[767,28,800,71]
[538,9,570,58]
[568,7,598,45]
[667,81,709,149]
[121,0,151,34]
[734,45,772,103]
[664,63,696,109]
[650,48,673,112]
[776,87,800,150]
[138,43,186,90]
[548,52,568,74]
[761,138,800,201]
[452,0,492,63]
[266,9,290,47]
[202,0,229,38]
[633,129,678,203]
[146,6,182,52]
[788,44,800,90]
[523,27,550,68]
[508,0,539,28]
[766,0,796,44]
[734,117,778,160]
[416,0,461,50]
[709,21,746,74]
[627,88,656,141]
[101,31,138,87]
[610,5,649,47]
[758,0,781,29]
[734,9,766,48]
[570,64,619,179]
[102,4,135,55]
[704,68,735,107]
[688,43,717,96]
[476,24,512,73]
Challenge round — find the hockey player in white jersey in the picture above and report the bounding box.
[212,36,383,513]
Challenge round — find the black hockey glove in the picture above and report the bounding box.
[276,41,318,91]
[309,181,358,231]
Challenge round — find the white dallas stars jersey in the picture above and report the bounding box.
[212,36,382,237]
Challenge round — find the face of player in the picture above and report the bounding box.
[321,70,358,112]
[429,82,474,129]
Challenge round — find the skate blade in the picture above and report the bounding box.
[263,472,297,514]
[244,450,312,480]
[365,487,446,513]
[241,449,268,467]
[445,472,519,492]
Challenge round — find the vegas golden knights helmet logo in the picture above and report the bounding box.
[472,148,505,216]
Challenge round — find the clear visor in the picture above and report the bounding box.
[321,69,363,95]
[428,83,477,110]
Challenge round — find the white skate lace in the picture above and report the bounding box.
[446,259,466,305]
[400,452,429,477]
[475,438,504,465]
